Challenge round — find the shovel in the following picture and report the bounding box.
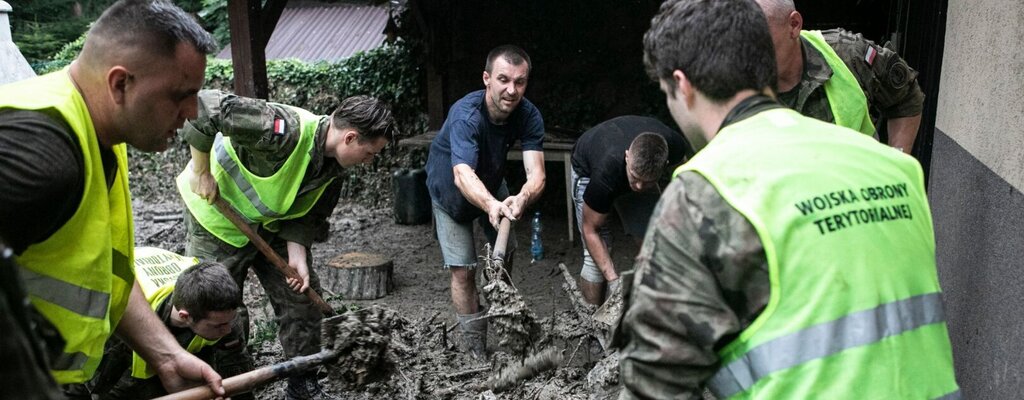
[152,349,338,400]
[212,197,335,316]
[152,305,391,400]
[492,218,512,261]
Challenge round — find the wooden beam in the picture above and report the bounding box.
[227,0,269,99]
[261,0,288,44]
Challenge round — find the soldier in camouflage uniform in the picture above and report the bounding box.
[616,0,959,398]
[179,90,397,400]
[756,0,925,154]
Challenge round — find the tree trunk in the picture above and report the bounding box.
[322,252,393,300]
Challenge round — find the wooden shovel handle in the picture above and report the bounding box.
[493,218,512,260]
[152,350,336,400]
[212,197,335,316]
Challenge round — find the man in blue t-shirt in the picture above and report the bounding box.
[425,45,546,357]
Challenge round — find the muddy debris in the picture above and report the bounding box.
[481,243,546,356]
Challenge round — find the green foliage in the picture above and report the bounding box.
[198,0,230,50]
[10,0,111,64]
[204,41,427,140]
[248,318,279,350]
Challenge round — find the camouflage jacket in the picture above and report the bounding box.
[181,90,342,247]
[614,102,773,399]
[778,29,925,123]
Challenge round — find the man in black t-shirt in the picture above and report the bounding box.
[570,115,689,305]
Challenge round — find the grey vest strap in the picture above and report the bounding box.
[212,134,285,219]
[708,292,946,398]
[51,351,90,371]
[19,267,109,319]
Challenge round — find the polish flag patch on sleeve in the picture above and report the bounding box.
[864,46,878,66]
[273,118,286,136]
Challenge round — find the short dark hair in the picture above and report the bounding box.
[485,45,532,74]
[629,133,669,181]
[643,0,777,102]
[85,0,218,60]
[172,262,241,321]
[331,96,399,142]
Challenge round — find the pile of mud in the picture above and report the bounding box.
[297,246,623,400]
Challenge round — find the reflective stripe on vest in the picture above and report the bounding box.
[801,30,875,136]
[52,351,90,371]
[212,133,315,219]
[709,292,945,398]
[18,268,109,319]
[0,70,135,384]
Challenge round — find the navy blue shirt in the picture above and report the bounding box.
[426,90,544,222]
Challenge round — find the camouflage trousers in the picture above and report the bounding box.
[183,210,325,358]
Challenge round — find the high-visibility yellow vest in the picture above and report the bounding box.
[0,70,135,384]
[129,247,219,379]
[676,108,958,399]
[801,30,876,136]
[176,105,334,247]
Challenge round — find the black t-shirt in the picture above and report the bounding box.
[570,115,690,214]
[0,110,117,254]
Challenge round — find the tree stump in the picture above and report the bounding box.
[323,252,394,300]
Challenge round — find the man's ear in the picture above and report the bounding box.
[482,70,490,87]
[107,66,130,105]
[672,70,697,109]
[788,11,803,38]
[343,129,359,145]
[178,309,192,323]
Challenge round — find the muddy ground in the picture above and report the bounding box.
[131,141,641,399]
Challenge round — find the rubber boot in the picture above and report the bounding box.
[457,309,488,358]
[285,372,337,400]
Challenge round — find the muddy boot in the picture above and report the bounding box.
[285,372,337,400]
[457,310,488,358]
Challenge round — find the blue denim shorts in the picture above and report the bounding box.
[432,183,517,269]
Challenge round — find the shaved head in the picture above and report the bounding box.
[80,0,216,71]
[755,0,795,24]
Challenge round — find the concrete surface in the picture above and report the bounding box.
[929,129,1024,398]
[935,0,1024,192]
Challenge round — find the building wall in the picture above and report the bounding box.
[931,0,1024,396]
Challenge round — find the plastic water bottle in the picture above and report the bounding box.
[530,211,544,262]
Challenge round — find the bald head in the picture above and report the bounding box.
[755,0,795,24]
[80,0,216,71]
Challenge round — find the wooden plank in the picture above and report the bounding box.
[227,0,269,99]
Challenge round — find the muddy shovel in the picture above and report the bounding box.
[492,218,513,261]
[212,197,335,316]
[152,349,338,400]
[151,305,391,400]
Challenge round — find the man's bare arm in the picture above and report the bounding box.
[504,150,546,219]
[887,114,921,154]
[453,163,513,227]
[187,145,218,203]
[581,204,616,281]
